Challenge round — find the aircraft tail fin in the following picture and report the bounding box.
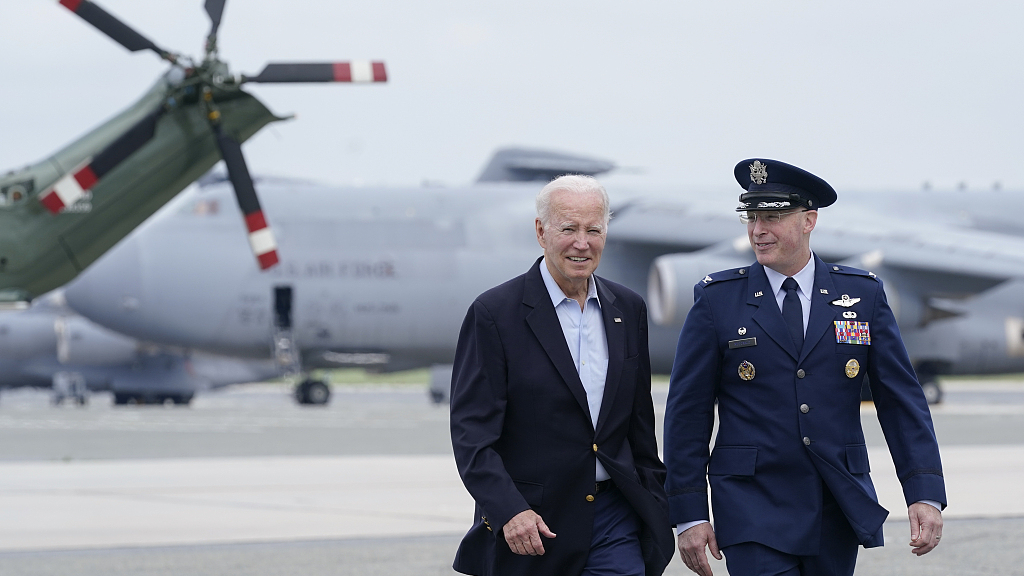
[476,147,615,183]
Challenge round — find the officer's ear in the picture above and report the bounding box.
[803,210,818,235]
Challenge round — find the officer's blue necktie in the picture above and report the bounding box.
[782,277,804,350]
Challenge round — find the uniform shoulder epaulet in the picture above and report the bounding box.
[825,263,879,281]
[698,266,751,286]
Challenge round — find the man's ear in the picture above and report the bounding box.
[803,210,818,234]
[536,218,546,248]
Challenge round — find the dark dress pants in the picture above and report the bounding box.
[581,485,645,576]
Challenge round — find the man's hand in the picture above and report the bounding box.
[908,502,943,556]
[677,522,722,576]
[503,509,556,556]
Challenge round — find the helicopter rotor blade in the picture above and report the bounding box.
[204,0,226,36]
[40,109,164,214]
[244,61,387,83]
[210,125,280,270]
[58,0,173,61]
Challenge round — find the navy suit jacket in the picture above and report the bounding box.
[450,258,674,576]
[664,255,946,556]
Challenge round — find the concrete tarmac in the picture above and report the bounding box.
[0,380,1021,575]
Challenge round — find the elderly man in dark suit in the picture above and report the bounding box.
[664,159,946,576]
[450,175,674,576]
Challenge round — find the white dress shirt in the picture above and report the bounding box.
[540,259,610,482]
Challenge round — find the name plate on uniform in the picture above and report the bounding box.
[728,337,757,349]
[834,321,871,345]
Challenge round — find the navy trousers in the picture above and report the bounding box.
[722,486,860,576]
[581,485,645,576]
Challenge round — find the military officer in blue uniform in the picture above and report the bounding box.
[663,159,946,576]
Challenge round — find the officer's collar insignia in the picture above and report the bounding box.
[754,291,763,297]
[750,160,768,185]
[819,289,828,294]
[703,275,713,284]
[831,294,860,308]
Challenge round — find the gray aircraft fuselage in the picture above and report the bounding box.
[64,176,1024,380]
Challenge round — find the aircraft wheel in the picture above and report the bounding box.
[921,380,943,405]
[305,380,331,405]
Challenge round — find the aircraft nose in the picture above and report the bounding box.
[65,236,144,334]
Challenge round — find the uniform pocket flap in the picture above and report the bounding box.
[513,480,544,507]
[845,444,871,474]
[708,446,757,476]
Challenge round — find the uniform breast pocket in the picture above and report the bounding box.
[836,344,868,380]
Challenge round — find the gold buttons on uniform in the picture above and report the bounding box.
[800,404,810,413]
[797,369,806,378]
[586,495,595,502]
[803,437,811,446]
[593,444,598,452]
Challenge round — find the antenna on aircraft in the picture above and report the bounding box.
[46,0,388,270]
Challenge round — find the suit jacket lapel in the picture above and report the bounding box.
[748,263,800,360]
[523,259,592,424]
[594,277,622,437]
[800,255,840,364]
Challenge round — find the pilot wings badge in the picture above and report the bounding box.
[749,161,768,185]
[831,294,860,308]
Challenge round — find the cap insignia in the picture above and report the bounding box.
[750,160,768,185]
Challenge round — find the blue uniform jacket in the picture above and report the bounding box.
[664,255,946,556]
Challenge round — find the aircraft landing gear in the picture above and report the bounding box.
[295,379,331,405]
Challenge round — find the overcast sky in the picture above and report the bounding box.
[4,1,1022,192]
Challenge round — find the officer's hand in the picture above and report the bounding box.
[908,502,943,556]
[677,522,722,576]
[503,510,556,556]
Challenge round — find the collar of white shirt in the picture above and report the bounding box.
[763,253,816,301]
[539,258,601,310]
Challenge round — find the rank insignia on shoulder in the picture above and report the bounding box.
[703,275,713,284]
[738,360,755,381]
[835,321,870,345]
[831,294,861,308]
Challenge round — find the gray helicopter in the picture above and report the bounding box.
[63,149,1024,404]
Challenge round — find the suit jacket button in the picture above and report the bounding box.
[800,404,810,413]
[586,495,595,502]
[797,369,806,378]
[593,444,598,452]
[803,436,811,445]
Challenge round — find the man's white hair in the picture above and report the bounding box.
[535,174,612,226]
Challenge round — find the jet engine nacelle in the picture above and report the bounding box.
[647,249,750,326]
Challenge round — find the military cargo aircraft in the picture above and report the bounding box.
[0,290,277,405]
[62,149,1024,405]
[0,0,385,302]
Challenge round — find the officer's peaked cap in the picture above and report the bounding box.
[734,158,837,212]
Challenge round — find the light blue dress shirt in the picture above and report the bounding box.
[540,258,610,482]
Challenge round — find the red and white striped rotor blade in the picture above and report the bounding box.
[245,61,387,83]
